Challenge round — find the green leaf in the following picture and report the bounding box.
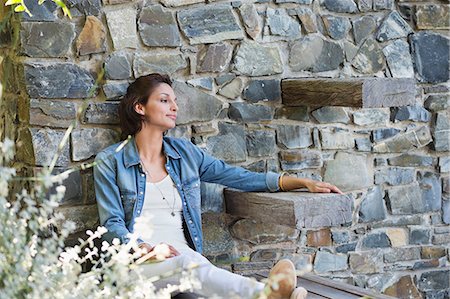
[38,0,46,4]
[5,0,22,6]
[14,4,25,12]
[52,0,72,19]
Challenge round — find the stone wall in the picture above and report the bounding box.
[1,0,449,297]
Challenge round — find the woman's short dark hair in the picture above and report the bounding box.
[119,73,172,139]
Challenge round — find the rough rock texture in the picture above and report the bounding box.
[105,8,138,49]
[76,16,105,56]
[138,5,181,47]
[234,41,282,76]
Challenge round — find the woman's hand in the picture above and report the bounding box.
[137,243,180,263]
[303,179,343,194]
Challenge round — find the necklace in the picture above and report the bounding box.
[140,161,177,217]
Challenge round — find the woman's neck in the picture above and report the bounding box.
[134,129,164,162]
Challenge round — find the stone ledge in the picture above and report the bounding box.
[224,190,352,229]
[281,78,416,108]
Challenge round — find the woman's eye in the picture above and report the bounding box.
[160,99,168,103]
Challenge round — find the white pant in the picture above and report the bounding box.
[139,246,265,298]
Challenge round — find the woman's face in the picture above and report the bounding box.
[135,83,178,131]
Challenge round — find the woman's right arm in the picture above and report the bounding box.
[93,151,132,244]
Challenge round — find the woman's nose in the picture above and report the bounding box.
[171,100,178,111]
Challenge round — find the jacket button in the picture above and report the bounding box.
[139,191,143,195]
[188,220,193,224]
[141,173,145,177]
[194,237,198,241]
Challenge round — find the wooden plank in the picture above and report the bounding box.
[298,278,361,299]
[281,78,415,108]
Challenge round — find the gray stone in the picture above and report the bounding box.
[418,171,442,212]
[289,35,344,72]
[409,227,431,244]
[22,0,57,21]
[24,63,95,99]
[312,107,350,124]
[104,53,131,80]
[415,4,450,30]
[165,126,190,139]
[388,154,433,167]
[173,81,222,125]
[277,125,312,149]
[322,15,351,40]
[424,94,450,112]
[43,167,82,205]
[336,242,357,253]
[372,128,401,142]
[186,78,212,91]
[279,150,322,171]
[296,8,317,33]
[386,183,437,215]
[355,137,372,152]
[30,99,76,128]
[423,85,450,94]
[323,0,358,13]
[239,4,261,40]
[314,251,348,273]
[417,270,450,291]
[71,128,119,161]
[320,127,354,150]
[102,81,128,100]
[361,232,391,249]
[366,273,397,293]
[84,102,119,125]
[353,108,390,126]
[331,230,350,244]
[373,126,432,153]
[371,215,426,228]
[411,32,450,83]
[206,123,246,163]
[197,43,233,73]
[246,130,276,157]
[67,0,101,15]
[374,157,388,167]
[392,105,431,122]
[218,77,243,99]
[56,205,98,235]
[76,16,106,56]
[375,167,415,186]
[443,200,450,225]
[202,213,234,255]
[356,0,372,12]
[350,251,384,274]
[383,39,414,78]
[344,41,358,61]
[21,22,75,58]
[201,182,225,213]
[352,16,376,45]
[266,8,301,39]
[233,41,282,76]
[439,157,450,173]
[133,53,186,77]
[215,74,236,87]
[373,0,393,10]
[243,80,281,103]
[359,186,386,223]
[30,128,70,167]
[352,38,384,74]
[231,218,298,244]
[105,8,138,49]
[384,247,421,263]
[324,152,372,192]
[275,107,309,122]
[245,160,266,173]
[160,0,203,6]
[192,124,215,135]
[376,11,412,42]
[138,5,181,47]
[177,5,244,44]
[228,103,273,123]
[432,111,450,151]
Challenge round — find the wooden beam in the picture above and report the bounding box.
[281,78,416,108]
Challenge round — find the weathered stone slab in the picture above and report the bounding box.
[172,81,222,124]
[323,0,358,13]
[432,111,450,151]
[275,107,309,122]
[307,228,332,247]
[71,128,119,161]
[320,127,354,150]
[243,80,281,102]
[187,77,213,91]
[279,150,322,171]
[312,107,350,124]
[202,213,234,255]
[359,186,386,223]
[424,94,450,112]
[383,39,414,78]
[21,22,75,58]
[352,38,384,74]
[30,99,76,128]
[281,78,416,108]
[289,35,344,72]
[22,0,57,21]
[314,251,348,273]
[30,128,70,167]
[177,5,244,44]
[105,52,132,80]
[354,108,390,126]
[224,189,352,229]
[352,16,376,45]
[417,270,450,291]
[103,81,128,100]
[415,4,449,30]
[83,102,119,124]
[133,53,186,77]
[295,8,317,33]
[349,251,384,274]
[67,0,101,16]
[388,154,433,167]
[373,126,432,153]
[384,276,422,298]
[277,125,312,149]
[324,152,373,191]
[322,15,351,40]
[392,105,431,122]
[266,8,301,39]
[206,123,246,163]
[374,167,415,186]
[409,227,430,245]
[439,157,450,173]
[56,204,98,235]
[25,63,96,99]
[228,103,273,122]
[233,41,282,76]
[246,130,276,157]
[138,5,181,47]
[105,8,138,49]
[231,218,298,244]
[239,4,261,40]
[361,232,391,249]
[418,171,442,212]
[76,16,106,56]
[385,228,408,247]
[376,11,412,42]
[197,43,233,73]
[372,128,401,142]
[218,77,243,99]
[386,183,438,215]
[411,32,450,83]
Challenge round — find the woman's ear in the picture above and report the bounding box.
[134,103,145,116]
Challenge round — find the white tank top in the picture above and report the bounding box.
[133,175,190,250]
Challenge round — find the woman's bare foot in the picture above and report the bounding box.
[267,259,297,299]
[290,287,308,299]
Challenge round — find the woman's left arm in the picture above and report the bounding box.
[279,175,344,194]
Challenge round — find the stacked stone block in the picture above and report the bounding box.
[0,0,449,297]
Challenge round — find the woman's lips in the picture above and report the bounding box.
[167,115,177,120]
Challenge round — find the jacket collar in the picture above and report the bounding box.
[123,136,181,168]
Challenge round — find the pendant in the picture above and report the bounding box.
[171,211,175,216]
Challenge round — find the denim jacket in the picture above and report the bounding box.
[93,136,281,253]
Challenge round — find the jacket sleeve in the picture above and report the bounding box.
[93,151,132,245]
[185,140,280,192]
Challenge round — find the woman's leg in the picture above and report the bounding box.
[139,247,264,298]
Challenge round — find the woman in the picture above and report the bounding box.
[94,73,343,299]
